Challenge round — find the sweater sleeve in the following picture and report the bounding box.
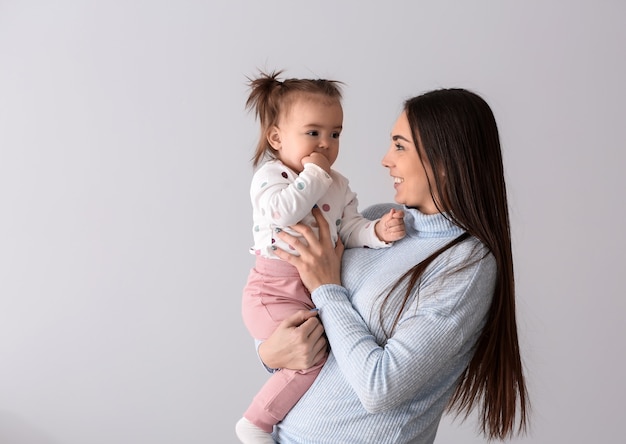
[311,251,496,413]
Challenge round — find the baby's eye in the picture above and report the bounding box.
[307,130,319,136]
[332,132,341,139]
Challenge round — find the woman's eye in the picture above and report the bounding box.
[395,143,405,151]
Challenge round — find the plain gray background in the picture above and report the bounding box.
[1,1,624,443]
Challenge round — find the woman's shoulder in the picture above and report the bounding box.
[361,203,403,220]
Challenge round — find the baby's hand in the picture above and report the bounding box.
[302,152,331,175]
[375,208,406,243]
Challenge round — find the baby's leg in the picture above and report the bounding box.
[238,257,320,441]
[241,257,314,340]
[243,357,326,432]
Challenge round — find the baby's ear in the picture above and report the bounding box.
[267,126,281,151]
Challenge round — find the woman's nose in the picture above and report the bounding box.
[382,150,391,167]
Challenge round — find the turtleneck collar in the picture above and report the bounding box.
[402,206,466,238]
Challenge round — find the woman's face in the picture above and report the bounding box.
[382,111,439,214]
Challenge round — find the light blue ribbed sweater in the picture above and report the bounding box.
[274,204,496,444]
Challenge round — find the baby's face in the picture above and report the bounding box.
[272,95,342,173]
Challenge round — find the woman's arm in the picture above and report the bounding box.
[274,208,495,413]
[308,279,487,413]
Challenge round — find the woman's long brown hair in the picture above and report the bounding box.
[381,89,529,439]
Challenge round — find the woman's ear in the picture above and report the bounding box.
[267,126,281,151]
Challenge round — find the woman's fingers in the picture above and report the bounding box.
[311,207,332,248]
[284,308,321,330]
[335,236,345,259]
[272,208,343,291]
[272,207,331,257]
[272,239,300,264]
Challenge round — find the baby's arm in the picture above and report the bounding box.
[252,161,332,227]
[375,208,406,243]
[338,193,403,248]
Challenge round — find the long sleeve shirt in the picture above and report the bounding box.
[250,160,389,258]
[274,204,496,444]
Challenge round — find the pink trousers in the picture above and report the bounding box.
[241,256,327,433]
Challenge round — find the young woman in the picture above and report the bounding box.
[263,88,529,443]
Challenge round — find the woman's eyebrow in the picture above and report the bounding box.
[392,134,411,142]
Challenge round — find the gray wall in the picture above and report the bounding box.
[1,1,624,443]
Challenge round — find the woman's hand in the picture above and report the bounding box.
[273,207,344,292]
[258,310,327,370]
